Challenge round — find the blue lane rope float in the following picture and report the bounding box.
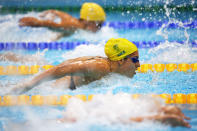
[0,41,196,51]
[0,63,196,75]
[16,21,196,29]
[1,41,82,50]
[0,93,196,106]
[102,21,197,29]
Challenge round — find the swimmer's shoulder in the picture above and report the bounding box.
[81,56,111,72]
[60,56,108,66]
[74,56,107,61]
[60,56,108,64]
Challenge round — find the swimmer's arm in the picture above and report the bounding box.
[19,10,84,29]
[28,60,110,87]
[19,17,63,28]
[11,62,86,94]
[19,10,68,27]
[130,114,191,128]
[10,59,110,94]
[46,10,84,29]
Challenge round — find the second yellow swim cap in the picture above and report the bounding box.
[80,3,106,21]
[105,38,138,61]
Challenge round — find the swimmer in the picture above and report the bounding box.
[19,2,105,36]
[9,38,140,94]
[55,94,191,128]
[58,105,191,128]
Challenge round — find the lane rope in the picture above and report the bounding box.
[103,21,197,29]
[0,41,196,51]
[0,63,196,75]
[0,93,196,106]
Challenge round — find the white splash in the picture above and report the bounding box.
[62,44,106,60]
[3,94,167,131]
[70,26,119,42]
[63,93,163,124]
[147,41,197,64]
[0,50,48,65]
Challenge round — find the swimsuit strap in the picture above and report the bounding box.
[69,75,76,90]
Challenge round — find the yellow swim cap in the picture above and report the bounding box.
[80,3,106,21]
[104,38,138,61]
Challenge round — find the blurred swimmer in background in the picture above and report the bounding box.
[59,95,191,128]
[2,3,105,63]
[9,38,140,94]
[19,2,106,39]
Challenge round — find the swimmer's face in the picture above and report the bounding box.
[118,51,140,77]
[80,19,103,32]
[86,21,103,32]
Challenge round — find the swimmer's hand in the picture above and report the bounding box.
[19,17,42,27]
[130,106,191,128]
[153,114,191,128]
[160,106,191,120]
[7,82,32,95]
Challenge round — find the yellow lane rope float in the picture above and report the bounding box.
[0,63,196,75]
[0,94,196,106]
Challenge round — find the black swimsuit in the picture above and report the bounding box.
[69,75,76,90]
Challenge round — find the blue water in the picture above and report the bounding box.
[0,4,197,131]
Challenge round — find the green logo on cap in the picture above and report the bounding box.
[117,50,125,56]
[113,44,120,51]
[113,44,125,57]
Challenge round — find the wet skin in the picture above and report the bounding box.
[54,51,140,88]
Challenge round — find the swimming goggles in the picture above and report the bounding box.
[125,56,139,63]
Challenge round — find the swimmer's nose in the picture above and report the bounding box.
[135,61,140,69]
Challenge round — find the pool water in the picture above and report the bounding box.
[0,2,197,131]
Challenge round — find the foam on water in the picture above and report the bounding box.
[0,50,48,65]
[63,93,164,122]
[146,41,197,64]
[3,93,168,131]
[62,43,106,60]
[66,26,119,42]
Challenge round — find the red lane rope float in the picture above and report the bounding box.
[0,94,196,106]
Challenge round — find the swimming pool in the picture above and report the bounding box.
[0,0,197,130]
